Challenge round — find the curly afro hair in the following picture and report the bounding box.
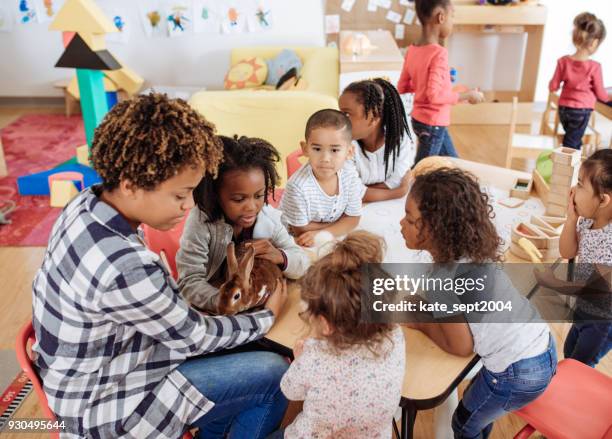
[91,93,223,191]
[410,168,504,263]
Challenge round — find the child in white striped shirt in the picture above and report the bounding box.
[280,109,362,247]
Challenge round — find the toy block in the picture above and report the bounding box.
[532,169,549,204]
[510,177,533,200]
[104,65,144,96]
[509,241,560,262]
[511,222,548,247]
[549,172,575,187]
[546,202,567,217]
[55,34,120,70]
[76,69,109,146]
[80,33,107,52]
[531,215,559,235]
[552,146,581,166]
[547,191,570,207]
[50,180,79,207]
[67,75,119,99]
[553,162,579,178]
[76,144,90,166]
[499,197,525,208]
[50,0,117,34]
[17,163,101,196]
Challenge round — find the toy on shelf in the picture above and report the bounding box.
[546,147,581,217]
[509,214,565,262]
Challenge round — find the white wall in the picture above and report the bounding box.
[535,0,612,102]
[0,0,325,97]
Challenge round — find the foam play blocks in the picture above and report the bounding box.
[49,0,117,35]
[50,180,80,207]
[76,144,90,166]
[104,64,144,96]
[17,163,100,196]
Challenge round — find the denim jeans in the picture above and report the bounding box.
[558,106,592,149]
[266,427,285,438]
[564,309,612,367]
[412,118,458,166]
[452,336,557,439]
[178,350,289,439]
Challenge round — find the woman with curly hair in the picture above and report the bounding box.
[399,168,556,439]
[32,93,289,439]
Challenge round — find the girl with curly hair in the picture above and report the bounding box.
[400,168,556,439]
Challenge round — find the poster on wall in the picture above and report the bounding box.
[0,3,14,32]
[34,0,65,23]
[193,0,220,34]
[220,0,247,34]
[165,0,193,37]
[16,0,38,24]
[103,7,131,44]
[246,0,273,33]
[138,0,168,38]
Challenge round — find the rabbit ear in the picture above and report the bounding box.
[238,245,255,284]
[227,242,238,279]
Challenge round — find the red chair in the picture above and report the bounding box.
[142,215,189,280]
[268,188,284,209]
[513,359,612,439]
[16,320,194,439]
[286,149,305,180]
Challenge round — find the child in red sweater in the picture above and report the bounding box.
[549,12,610,150]
[398,0,483,166]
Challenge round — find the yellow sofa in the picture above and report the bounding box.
[189,46,339,185]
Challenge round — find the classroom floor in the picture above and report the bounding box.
[0,105,610,439]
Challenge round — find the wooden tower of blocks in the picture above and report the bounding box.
[546,147,581,217]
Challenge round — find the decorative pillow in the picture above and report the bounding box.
[265,49,302,87]
[224,57,268,90]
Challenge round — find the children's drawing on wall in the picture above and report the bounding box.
[221,1,246,34]
[193,0,220,34]
[247,0,273,32]
[104,7,130,44]
[0,3,14,32]
[17,0,37,24]
[35,0,64,23]
[166,2,192,37]
[138,0,167,38]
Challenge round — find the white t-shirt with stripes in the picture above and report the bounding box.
[280,162,363,228]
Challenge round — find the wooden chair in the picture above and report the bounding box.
[540,91,601,148]
[504,97,557,169]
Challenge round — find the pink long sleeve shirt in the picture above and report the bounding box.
[397,44,459,127]
[549,56,608,109]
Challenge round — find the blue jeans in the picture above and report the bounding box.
[412,118,458,166]
[558,106,592,149]
[452,336,557,439]
[564,309,612,367]
[178,350,289,439]
[266,427,285,438]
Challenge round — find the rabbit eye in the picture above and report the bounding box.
[232,291,241,302]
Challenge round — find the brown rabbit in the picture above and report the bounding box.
[216,242,283,315]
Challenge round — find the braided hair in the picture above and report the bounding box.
[193,135,280,221]
[343,78,411,177]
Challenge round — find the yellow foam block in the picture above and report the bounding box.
[80,32,107,51]
[104,65,144,96]
[50,180,79,208]
[50,0,117,34]
[67,75,119,100]
[76,144,90,166]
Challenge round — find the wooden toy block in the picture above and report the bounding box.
[509,241,560,262]
[547,191,570,207]
[67,75,119,100]
[104,65,144,96]
[550,172,575,187]
[510,177,533,200]
[76,144,90,166]
[532,169,549,204]
[530,215,560,236]
[553,162,579,178]
[80,33,107,52]
[546,202,567,217]
[511,222,547,246]
[499,197,525,208]
[537,215,566,233]
[549,182,572,197]
[55,33,120,70]
[50,180,79,207]
[552,146,581,166]
[50,0,117,34]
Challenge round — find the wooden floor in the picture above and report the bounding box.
[0,106,610,439]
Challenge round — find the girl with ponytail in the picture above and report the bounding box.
[268,231,406,439]
[549,12,611,150]
[339,78,416,202]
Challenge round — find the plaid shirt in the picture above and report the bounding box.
[31,187,275,438]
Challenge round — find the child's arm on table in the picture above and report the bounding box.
[294,215,360,247]
[363,172,411,202]
[408,320,474,357]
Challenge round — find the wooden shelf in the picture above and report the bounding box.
[454,4,547,26]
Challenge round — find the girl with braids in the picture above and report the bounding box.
[268,231,405,439]
[32,93,290,438]
[549,12,611,150]
[400,168,556,439]
[339,78,415,202]
[398,0,484,165]
[177,134,309,313]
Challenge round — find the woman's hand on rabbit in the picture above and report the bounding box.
[246,239,285,265]
[265,278,288,318]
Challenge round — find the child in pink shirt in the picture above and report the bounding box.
[398,0,483,166]
[549,12,611,150]
[267,232,406,439]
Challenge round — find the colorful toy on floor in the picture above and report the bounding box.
[17,163,101,196]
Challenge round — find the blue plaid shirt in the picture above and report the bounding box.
[32,187,275,438]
